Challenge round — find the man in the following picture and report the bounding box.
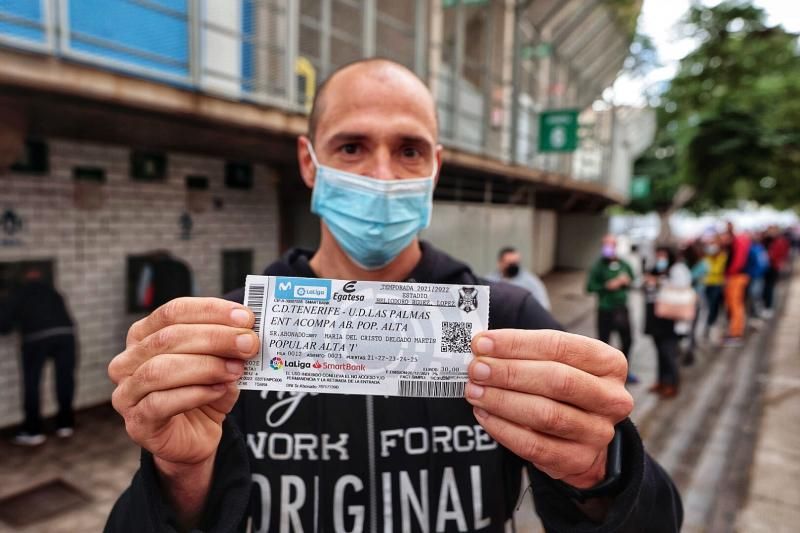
[106,59,681,532]
[722,221,751,346]
[486,246,551,310]
[0,267,76,445]
[586,235,638,383]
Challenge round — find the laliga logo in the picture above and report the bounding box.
[270,356,284,370]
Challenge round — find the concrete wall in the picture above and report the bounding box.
[556,213,609,270]
[0,139,279,429]
[532,208,557,275]
[422,201,535,278]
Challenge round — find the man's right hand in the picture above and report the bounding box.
[108,297,257,504]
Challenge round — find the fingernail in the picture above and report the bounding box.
[472,361,491,381]
[465,382,484,399]
[236,334,254,353]
[474,407,488,419]
[226,359,244,374]
[475,336,494,355]
[231,308,251,326]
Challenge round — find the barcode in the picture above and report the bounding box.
[441,321,472,353]
[246,284,266,336]
[397,380,466,398]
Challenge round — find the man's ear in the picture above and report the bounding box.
[297,136,315,189]
[433,143,443,187]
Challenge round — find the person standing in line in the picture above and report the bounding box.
[682,241,708,365]
[0,267,76,445]
[744,233,769,325]
[762,226,790,318]
[643,247,692,398]
[722,221,751,346]
[587,234,638,383]
[486,246,551,311]
[702,234,727,342]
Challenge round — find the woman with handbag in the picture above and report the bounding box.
[644,246,695,398]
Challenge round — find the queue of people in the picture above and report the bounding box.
[586,222,794,400]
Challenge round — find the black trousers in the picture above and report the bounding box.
[653,334,680,387]
[21,335,76,434]
[763,267,779,310]
[597,307,632,359]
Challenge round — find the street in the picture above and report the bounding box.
[0,269,796,532]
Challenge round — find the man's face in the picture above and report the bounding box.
[499,251,521,271]
[298,64,442,186]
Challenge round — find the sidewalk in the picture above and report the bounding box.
[736,269,800,532]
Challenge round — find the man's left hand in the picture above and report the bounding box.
[465,329,633,489]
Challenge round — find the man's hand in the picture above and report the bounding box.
[108,297,258,525]
[605,273,630,290]
[465,329,633,489]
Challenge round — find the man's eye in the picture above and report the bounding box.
[401,147,421,158]
[341,144,359,155]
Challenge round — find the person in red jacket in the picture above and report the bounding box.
[762,226,790,318]
[722,222,751,345]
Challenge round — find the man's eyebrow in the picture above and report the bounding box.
[325,132,369,146]
[324,132,434,148]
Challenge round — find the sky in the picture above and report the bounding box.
[613,0,800,105]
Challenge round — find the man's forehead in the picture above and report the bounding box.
[315,63,438,141]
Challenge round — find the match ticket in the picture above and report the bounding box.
[239,276,490,397]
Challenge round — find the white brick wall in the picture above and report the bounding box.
[0,139,280,429]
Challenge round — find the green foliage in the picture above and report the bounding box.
[631,0,800,212]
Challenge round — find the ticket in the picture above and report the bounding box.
[239,275,490,397]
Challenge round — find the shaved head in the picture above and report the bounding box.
[307,58,438,142]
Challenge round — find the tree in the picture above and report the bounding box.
[632,0,800,218]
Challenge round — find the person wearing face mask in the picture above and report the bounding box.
[586,235,638,384]
[486,246,551,311]
[105,59,681,533]
[643,247,693,398]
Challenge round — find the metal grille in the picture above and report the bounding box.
[437,1,492,155]
[66,0,190,80]
[0,0,429,115]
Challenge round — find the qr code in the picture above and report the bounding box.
[441,321,472,353]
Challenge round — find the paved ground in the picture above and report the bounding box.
[0,268,796,532]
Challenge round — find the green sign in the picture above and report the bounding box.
[630,176,651,199]
[521,42,553,60]
[538,109,579,152]
[443,0,488,7]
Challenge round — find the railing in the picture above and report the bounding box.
[0,0,623,188]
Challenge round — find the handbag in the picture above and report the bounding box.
[655,285,697,321]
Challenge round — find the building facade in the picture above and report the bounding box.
[0,0,646,428]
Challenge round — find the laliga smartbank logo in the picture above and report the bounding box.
[270,358,367,372]
[274,277,331,301]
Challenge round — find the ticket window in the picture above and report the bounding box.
[0,260,55,299]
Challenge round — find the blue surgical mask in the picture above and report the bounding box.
[307,143,436,270]
[656,258,669,272]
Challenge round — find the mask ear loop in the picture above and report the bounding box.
[306,140,321,171]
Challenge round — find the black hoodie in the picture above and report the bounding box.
[106,243,682,532]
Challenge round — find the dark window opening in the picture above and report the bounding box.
[131,151,167,181]
[11,140,49,174]
[225,162,254,190]
[222,250,253,294]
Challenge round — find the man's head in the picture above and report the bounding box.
[22,267,43,282]
[601,234,617,259]
[299,58,441,186]
[497,246,522,278]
